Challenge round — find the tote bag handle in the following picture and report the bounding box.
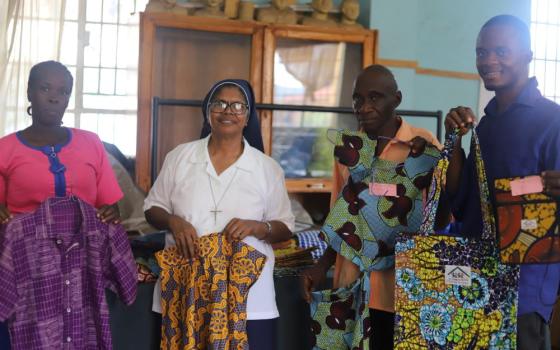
[418,128,495,239]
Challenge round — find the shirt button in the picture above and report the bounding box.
[66,307,71,313]
[65,280,70,285]
[56,239,62,245]
[66,337,72,342]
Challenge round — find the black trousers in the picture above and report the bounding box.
[369,309,395,350]
[517,312,551,350]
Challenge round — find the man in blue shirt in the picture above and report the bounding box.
[445,15,560,350]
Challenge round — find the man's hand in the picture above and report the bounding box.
[445,106,477,136]
[542,171,560,197]
[409,136,431,155]
[444,106,476,196]
[300,264,329,303]
[168,215,199,260]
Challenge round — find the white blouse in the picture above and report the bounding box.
[144,135,295,320]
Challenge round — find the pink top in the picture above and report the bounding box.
[0,128,123,214]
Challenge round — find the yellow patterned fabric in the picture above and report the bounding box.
[494,177,559,264]
[155,233,267,350]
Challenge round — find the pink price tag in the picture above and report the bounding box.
[510,176,543,196]
[369,183,398,197]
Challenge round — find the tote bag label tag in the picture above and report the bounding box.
[369,183,398,197]
[445,265,472,286]
[510,176,543,196]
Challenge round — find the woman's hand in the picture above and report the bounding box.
[168,214,199,260]
[223,218,268,241]
[97,204,121,224]
[0,204,13,224]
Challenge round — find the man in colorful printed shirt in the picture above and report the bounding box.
[302,64,446,350]
[445,15,560,350]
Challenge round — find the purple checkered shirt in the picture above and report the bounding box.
[0,196,137,349]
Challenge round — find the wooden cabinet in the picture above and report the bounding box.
[136,13,265,192]
[261,24,376,198]
[136,12,378,208]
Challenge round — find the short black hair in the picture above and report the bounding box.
[481,15,531,51]
[359,64,398,92]
[28,60,73,90]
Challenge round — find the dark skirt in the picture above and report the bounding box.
[246,318,278,350]
[0,322,9,350]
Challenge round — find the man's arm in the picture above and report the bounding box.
[444,106,476,195]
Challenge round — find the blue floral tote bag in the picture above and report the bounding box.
[394,130,519,349]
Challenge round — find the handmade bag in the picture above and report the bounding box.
[494,177,560,264]
[156,233,266,350]
[322,130,441,271]
[394,130,519,349]
[311,130,441,349]
[310,276,370,350]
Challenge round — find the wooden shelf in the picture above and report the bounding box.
[286,178,332,193]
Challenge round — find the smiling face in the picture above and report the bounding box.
[27,65,73,128]
[207,85,248,139]
[352,69,401,135]
[476,23,532,93]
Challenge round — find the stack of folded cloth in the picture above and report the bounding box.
[272,239,316,277]
[294,230,328,260]
[128,231,166,283]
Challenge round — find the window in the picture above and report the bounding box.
[271,41,360,178]
[60,0,148,156]
[530,0,560,103]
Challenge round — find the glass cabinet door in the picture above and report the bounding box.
[272,39,361,179]
[262,26,376,192]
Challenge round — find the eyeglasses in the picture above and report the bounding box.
[209,100,248,115]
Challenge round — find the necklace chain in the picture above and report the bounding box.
[207,167,239,224]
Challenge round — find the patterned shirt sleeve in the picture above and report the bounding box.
[106,224,137,305]
[0,224,17,321]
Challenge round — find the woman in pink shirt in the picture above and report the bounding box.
[0,60,124,349]
[0,60,122,222]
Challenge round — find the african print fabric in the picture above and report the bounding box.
[310,277,370,349]
[394,130,519,349]
[311,130,440,350]
[155,233,266,350]
[494,177,560,264]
